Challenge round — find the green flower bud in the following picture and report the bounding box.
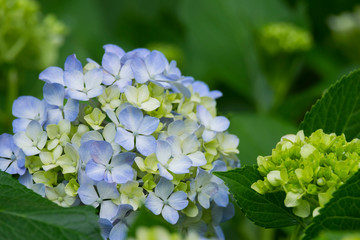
[25,156,42,173]
[65,179,79,197]
[84,108,106,130]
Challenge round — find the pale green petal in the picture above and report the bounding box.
[141,98,160,111]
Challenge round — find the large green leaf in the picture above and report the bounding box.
[214,166,304,228]
[300,69,360,140]
[229,113,297,165]
[303,170,360,240]
[0,171,102,240]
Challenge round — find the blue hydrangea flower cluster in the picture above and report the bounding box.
[0,44,240,239]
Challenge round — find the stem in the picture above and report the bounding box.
[290,224,302,240]
[7,67,18,117]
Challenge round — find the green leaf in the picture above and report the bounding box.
[214,166,304,228]
[0,171,102,240]
[303,170,360,240]
[229,113,297,165]
[300,69,360,140]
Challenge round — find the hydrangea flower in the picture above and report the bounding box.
[78,181,120,220]
[3,44,240,239]
[145,178,188,224]
[43,83,79,125]
[85,141,136,184]
[12,96,47,133]
[0,133,26,175]
[115,106,159,156]
[101,49,133,91]
[14,121,47,156]
[196,105,230,142]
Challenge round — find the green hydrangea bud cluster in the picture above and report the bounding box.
[259,22,312,55]
[0,0,66,69]
[251,130,360,218]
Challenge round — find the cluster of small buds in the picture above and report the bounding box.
[251,129,360,218]
[0,0,66,68]
[259,22,312,55]
[0,44,240,240]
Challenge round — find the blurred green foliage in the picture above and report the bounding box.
[2,0,360,239]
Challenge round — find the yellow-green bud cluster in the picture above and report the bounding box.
[251,130,360,218]
[259,22,312,55]
[0,0,66,68]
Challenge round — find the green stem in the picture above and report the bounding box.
[290,224,303,240]
[7,67,18,118]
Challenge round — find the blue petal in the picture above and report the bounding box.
[202,129,217,142]
[144,51,166,76]
[156,140,172,165]
[39,67,64,85]
[102,52,121,76]
[78,184,98,205]
[64,99,79,122]
[121,48,150,64]
[81,131,103,144]
[112,204,133,221]
[64,70,84,91]
[115,128,134,151]
[109,222,128,240]
[103,71,116,85]
[90,141,113,165]
[98,218,112,240]
[103,44,125,59]
[168,191,188,211]
[0,134,13,158]
[43,83,64,107]
[136,135,156,156]
[87,86,104,99]
[96,181,120,199]
[118,106,143,132]
[111,152,136,166]
[12,96,44,120]
[131,58,149,84]
[155,178,174,200]
[66,89,88,101]
[168,156,192,174]
[0,158,11,172]
[213,187,229,207]
[196,105,212,127]
[210,116,230,132]
[114,78,132,93]
[46,108,63,125]
[100,200,119,221]
[12,119,31,133]
[137,116,159,135]
[210,90,223,99]
[145,192,163,215]
[158,164,173,180]
[86,159,106,182]
[64,54,83,72]
[84,68,103,90]
[162,205,179,224]
[111,164,134,184]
